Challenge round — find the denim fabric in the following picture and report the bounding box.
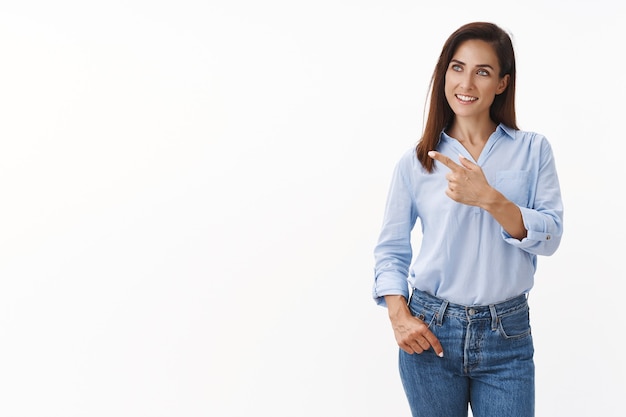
[399,289,534,417]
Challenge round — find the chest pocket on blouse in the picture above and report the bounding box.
[495,170,530,207]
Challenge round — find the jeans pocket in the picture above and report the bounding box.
[409,303,437,328]
[498,306,531,340]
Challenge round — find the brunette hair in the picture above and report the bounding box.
[416,22,518,172]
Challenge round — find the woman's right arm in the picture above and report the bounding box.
[372,155,417,306]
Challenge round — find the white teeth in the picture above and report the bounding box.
[457,94,477,102]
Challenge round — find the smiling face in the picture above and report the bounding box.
[444,39,510,122]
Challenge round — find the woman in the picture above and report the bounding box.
[372,22,563,417]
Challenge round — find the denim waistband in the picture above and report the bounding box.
[409,288,528,327]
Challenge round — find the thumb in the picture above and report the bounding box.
[458,154,476,170]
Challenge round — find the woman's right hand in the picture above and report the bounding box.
[384,295,444,357]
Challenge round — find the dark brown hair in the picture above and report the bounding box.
[416,22,518,172]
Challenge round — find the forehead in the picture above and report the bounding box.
[451,39,500,67]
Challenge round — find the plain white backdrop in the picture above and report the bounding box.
[0,1,623,416]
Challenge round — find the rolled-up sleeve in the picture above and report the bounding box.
[503,138,563,256]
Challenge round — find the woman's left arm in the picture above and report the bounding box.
[428,147,563,255]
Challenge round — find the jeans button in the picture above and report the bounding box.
[468,308,476,315]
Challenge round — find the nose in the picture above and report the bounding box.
[459,71,474,89]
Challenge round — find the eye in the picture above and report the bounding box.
[451,64,462,72]
[477,68,490,76]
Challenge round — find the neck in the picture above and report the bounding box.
[447,118,498,146]
[446,118,498,160]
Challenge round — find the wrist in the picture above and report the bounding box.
[480,187,506,212]
[385,295,411,321]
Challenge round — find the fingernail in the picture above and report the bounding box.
[428,151,435,157]
[438,352,444,358]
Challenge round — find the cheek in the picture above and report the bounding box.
[444,81,456,104]
[481,79,501,92]
[444,71,462,95]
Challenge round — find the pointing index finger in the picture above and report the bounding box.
[428,150,461,170]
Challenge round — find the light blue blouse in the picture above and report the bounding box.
[373,124,564,306]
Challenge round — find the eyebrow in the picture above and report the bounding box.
[450,59,495,70]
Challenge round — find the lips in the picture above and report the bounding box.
[455,94,478,102]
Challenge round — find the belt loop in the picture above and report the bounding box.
[489,304,498,331]
[436,300,448,326]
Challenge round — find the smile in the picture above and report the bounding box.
[455,94,478,102]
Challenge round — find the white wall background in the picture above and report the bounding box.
[0,1,622,416]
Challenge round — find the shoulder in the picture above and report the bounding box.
[395,147,424,172]
[501,124,545,140]
[501,125,554,150]
[397,147,418,163]
[500,127,560,170]
[388,147,425,184]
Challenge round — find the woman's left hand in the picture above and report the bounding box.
[428,150,527,239]
[428,151,492,207]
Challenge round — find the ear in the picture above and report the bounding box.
[496,74,510,95]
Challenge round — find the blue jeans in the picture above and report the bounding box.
[399,289,534,417]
